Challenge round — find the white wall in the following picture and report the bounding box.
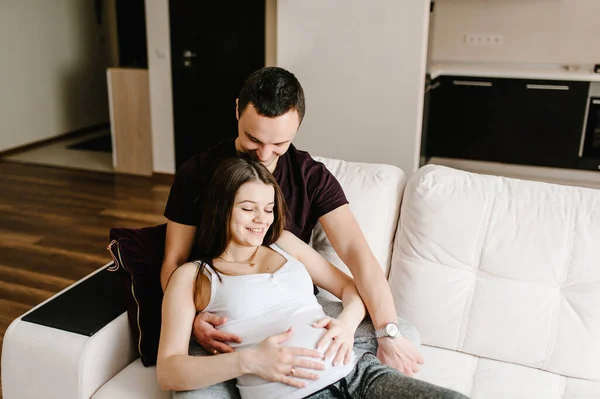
[431,0,600,65]
[277,1,430,174]
[145,0,175,174]
[0,1,109,152]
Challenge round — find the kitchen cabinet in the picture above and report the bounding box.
[505,79,589,168]
[425,75,589,169]
[426,76,507,163]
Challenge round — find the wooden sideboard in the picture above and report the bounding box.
[107,68,153,176]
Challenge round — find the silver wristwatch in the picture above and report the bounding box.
[374,322,401,339]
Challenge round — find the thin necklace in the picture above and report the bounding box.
[217,246,259,267]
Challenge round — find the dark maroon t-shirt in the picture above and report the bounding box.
[164,139,348,244]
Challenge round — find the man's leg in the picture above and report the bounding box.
[303,387,338,399]
[344,353,469,399]
[318,296,421,356]
[174,383,240,399]
[173,341,241,399]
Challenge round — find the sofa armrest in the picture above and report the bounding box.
[2,264,138,399]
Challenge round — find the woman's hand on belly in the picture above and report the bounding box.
[313,317,356,367]
[241,327,325,389]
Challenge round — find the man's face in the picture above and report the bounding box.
[235,101,300,172]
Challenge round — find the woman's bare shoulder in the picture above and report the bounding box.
[176,261,201,275]
[166,261,200,290]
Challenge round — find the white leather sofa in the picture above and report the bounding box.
[3,159,600,398]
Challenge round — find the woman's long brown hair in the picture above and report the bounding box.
[192,155,287,305]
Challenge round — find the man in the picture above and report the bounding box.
[162,67,424,380]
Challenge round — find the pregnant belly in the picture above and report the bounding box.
[217,303,328,352]
[217,303,356,390]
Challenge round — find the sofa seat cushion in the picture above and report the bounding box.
[95,346,600,399]
[93,359,169,399]
[391,165,600,379]
[416,345,600,399]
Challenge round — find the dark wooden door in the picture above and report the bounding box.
[170,1,265,170]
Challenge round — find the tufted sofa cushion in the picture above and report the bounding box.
[390,165,600,380]
[415,345,600,398]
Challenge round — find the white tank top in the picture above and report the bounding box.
[196,243,356,399]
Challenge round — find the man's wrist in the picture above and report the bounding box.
[374,322,401,339]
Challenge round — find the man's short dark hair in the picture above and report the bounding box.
[238,67,305,123]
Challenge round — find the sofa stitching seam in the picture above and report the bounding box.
[560,375,567,397]
[466,355,479,397]
[542,208,576,371]
[457,196,493,351]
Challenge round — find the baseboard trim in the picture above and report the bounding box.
[152,172,175,184]
[0,123,110,157]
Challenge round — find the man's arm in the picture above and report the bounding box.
[319,205,395,331]
[319,204,424,375]
[160,220,197,292]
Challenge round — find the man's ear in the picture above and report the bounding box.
[235,98,240,120]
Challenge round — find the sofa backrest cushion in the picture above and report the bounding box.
[389,165,600,380]
[311,156,407,278]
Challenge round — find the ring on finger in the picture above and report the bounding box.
[289,367,296,376]
[213,349,219,355]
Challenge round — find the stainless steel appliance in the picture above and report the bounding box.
[578,82,600,170]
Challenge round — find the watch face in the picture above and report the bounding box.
[386,323,399,337]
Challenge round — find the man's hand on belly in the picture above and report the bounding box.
[193,312,242,354]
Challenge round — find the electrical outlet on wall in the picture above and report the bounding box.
[465,33,504,46]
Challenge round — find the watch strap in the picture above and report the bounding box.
[374,322,400,339]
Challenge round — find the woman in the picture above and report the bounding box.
[156,156,467,399]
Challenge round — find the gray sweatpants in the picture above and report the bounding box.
[305,353,467,399]
[174,298,463,399]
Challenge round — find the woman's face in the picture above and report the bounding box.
[229,181,275,247]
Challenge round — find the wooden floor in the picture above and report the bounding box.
[0,160,171,397]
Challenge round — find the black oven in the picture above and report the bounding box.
[578,83,600,170]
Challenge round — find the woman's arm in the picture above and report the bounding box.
[277,231,365,317]
[276,231,367,364]
[156,262,324,391]
[156,263,248,390]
